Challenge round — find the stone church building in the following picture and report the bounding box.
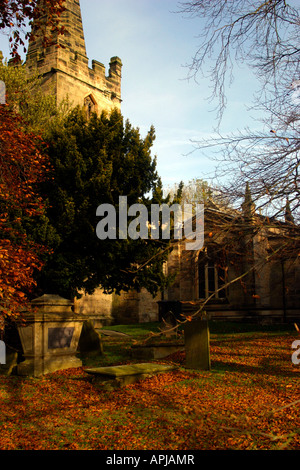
[26,0,122,116]
[163,196,300,324]
[26,0,300,326]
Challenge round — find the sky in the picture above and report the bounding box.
[0,0,262,191]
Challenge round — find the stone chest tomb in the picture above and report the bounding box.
[17,294,83,377]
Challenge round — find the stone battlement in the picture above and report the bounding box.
[26,0,122,115]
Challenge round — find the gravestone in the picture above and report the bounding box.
[17,294,84,377]
[161,310,177,338]
[77,320,103,356]
[184,318,211,370]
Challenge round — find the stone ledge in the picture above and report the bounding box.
[85,363,178,390]
[85,362,177,377]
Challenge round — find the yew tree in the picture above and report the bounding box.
[36,107,171,299]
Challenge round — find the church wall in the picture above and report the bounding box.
[179,249,196,301]
[74,288,160,327]
[28,54,122,114]
[162,221,300,322]
[55,66,121,113]
[163,243,182,301]
[74,288,114,327]
[283,258,300,309]
[136,289,161,323]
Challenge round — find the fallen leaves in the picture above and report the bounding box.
[0,333,299,450]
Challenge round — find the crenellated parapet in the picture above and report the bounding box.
[25,0,122,115]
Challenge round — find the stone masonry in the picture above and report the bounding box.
[26,0,122,115]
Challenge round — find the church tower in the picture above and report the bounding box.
[26,0,122,115]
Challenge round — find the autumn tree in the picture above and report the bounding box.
[35,107,172,300]
[0,0,66,61]
[0,105,52,323]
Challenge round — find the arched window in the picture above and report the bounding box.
[198,247,227,300]
[84,94,97,119]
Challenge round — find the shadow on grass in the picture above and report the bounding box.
[210,357,298,379]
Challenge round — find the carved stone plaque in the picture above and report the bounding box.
[48,327,74,350]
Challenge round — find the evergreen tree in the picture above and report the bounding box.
[36,107,171,299]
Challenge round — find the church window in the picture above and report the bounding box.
[84,94,97,119]
[198,248,227,299]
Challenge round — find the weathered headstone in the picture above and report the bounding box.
[184,318,211,370]
[78,320,103,356]
[161,310,177,338]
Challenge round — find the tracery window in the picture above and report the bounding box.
[198,247,227,300]
[84,94,97,119]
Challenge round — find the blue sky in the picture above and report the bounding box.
[0,0,261,190]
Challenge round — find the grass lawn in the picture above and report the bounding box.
[0,320,299,450]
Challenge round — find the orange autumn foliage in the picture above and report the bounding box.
[0,105,50,321]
